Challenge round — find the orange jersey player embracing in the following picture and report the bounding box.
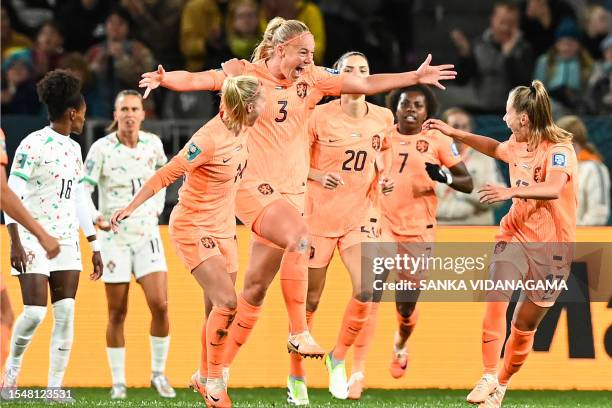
[424,80,578,408]
[139,16,456,402]
[111,76,264,408]
[381,85,473,380]
[291,51,395,402]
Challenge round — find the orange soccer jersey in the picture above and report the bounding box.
[496,135,578,245]
[144,114,248,239]
[0,129,7,166]
[306,99,393,236]
[381,128,462,236]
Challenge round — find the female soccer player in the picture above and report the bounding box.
[286,51,394,403]
[81,90,174,399]
[139,18,456,375]
[380,85,473,382]
[1,70,103,403]
[111,75,264,408]
[424,80,577,408]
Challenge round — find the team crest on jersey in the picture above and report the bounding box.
[26,251,36,266]
[106,260,116,273]
[296,82,308,98]
[552,153,567,168]
[201,236,216,249]
[257,183,274,195]
[494,241,507,255]
[416,140,429,153]
[184,142,202,162]
[533,166,542,183]
[372,135,381,151]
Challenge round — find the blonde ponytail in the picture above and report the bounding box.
[510,80,573,148]
[221,75,261,132]
[251,17,310,61]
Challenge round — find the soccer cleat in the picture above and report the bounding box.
[222,366,230,389]
[206,377,231,408]
[389,331,409,379]
[324,353,348,399]
[287,331,325,358]
[0,366,19,400]
[478,385,506,408]
[110,383,127,399]
[151,373,176,398]
[189,371,207,401]
[45,389,76,404]
[347,371,365,400]
[286,375,309,406]
[467,374,498,404]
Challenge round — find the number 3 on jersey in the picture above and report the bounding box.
[275,100,288,122]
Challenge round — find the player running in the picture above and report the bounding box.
[111,75,264,408]
[424,80,577,408]
[81,90,174,399]
[138,18,456,382]
[379,85,473,383]
[1,70,103,403]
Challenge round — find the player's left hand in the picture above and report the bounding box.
[90,251,103,280]
[379,177,395,195]
[425,162,451,184]
[478,184,513,204]
[415,54,457,90]
[110,208,132,232]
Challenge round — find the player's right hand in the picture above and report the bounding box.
[140,64,165,99]
[110,208,132,232]
[10,241,28,274]
[39,233,60,259]
[95,215,112,232]
[320,172,344,189]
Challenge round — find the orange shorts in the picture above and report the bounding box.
[236,181,305,228]
[169,205,239,274]
[309,226,380,268]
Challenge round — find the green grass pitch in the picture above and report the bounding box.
[3,388,611,407]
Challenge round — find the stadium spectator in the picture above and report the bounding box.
[3,0,55,37]
[55,0,111,53]
[519,0,576,57]
[448,1,534,113]
[533,18,594,113]
[557,115,610,225]
[32,21,65,80]
[120,0,185,70]
[586,34,612,114]
[1,49,41,115]
[1,6,33,60]
[260,0,326,64]
[86,7,155,118]
[582,4,610,60]
[224,0,261,60]
[57,52,106,118]
[180,0,222,71]
[436,108,506,225]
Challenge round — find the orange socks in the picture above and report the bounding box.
[1,324,10,371]
[289,310,315,378]
[333,299,371,361]
[498,324,535,385]
[280,251,308,334]
[353,302,380,373]
[224,294,261,366]
[397,306,419,343]
[482,302,509,374]
[206,306,236,379]
[199,318,208,378]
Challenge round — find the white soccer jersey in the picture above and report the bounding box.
[10,127,84,242]
[82,131,167,242]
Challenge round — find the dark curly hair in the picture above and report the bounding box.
[36,69,84,121]
[385,85,439,120]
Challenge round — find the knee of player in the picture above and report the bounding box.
[512,316,538,332]
[108,307,128,325]
[149,299,169,317]
[242,284,267,306]
[306,294,320,313]
[23,305,48,326]
[354,289,373,303]
[396,302,416,319]
[217,292,237,310]
[287,234,310,254]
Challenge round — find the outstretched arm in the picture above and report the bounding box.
[139,64,228,97]
[423,119,503,160]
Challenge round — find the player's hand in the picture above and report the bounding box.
[415,54,457,90]
[110,208,133,232]
[478,184,513,204]
[140,64,165,99]
[221,58,244,77]
[422,118,457,138]
[90,251,103,281]
[10,241,27,274]
[364,208,382,238]
[39,233,60,259]
[425,162,451,184]
[379,176,395,195]
[320,172,344,189]
[95,215,111,232]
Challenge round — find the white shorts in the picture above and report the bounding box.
[100,227,168,284]
[11,236,82,276]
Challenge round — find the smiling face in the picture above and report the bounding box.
[503,94,529,142]
[277,32,315,81]
[114,94,145,134]
[396,91,428,134]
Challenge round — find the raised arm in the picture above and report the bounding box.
[139,64,227,97]
[423,119,503,161]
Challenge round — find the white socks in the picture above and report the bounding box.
[8,305,47,370]
[150,335,170,375]
[106,347,126,385]
[48,298,75,388]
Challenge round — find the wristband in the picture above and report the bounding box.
[89,239,101,252]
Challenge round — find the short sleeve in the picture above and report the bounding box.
[437,133,462,168]
[10,136,42,181]
[82,140,104,186]
[312,66,344,97]
[495,140,511,163]
[0,129,7,166]
[545,144,575,177]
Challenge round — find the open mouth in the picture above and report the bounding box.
[403,114,417,123]
[293,66,305,77]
